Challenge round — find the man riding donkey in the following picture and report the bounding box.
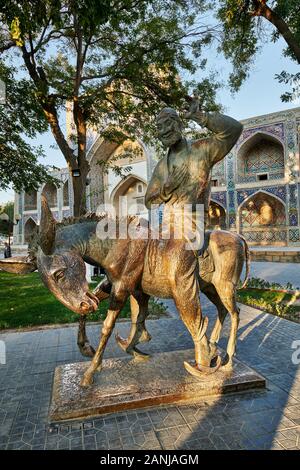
[94,97,245,373]
[142,96,244,374]
[0,97,246,385]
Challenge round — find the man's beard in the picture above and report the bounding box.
[160,130,182,148]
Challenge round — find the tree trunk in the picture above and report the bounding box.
[253,2,300,64]
[71,163,89,217]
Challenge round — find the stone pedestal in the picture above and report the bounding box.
[49,349,265,422]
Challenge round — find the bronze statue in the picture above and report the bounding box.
[0,99,245,387]
[145,97,243,223]
[0,199,249,386]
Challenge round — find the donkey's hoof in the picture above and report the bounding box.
[132,347,150,361]
[80,373,94,387]
[184,355,222,378]
[139,329,152,343]
[222,356,234,372]
[79,342,96,358]
[209,342,218,358]
[115,332,130,351]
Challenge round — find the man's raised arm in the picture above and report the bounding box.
[185,99,243,167]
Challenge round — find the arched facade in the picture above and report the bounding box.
[237,132,285,184]
[207,201,226,230]
[238,191,287,246]
[24,217,37,243]
[63,180,69,207]
[24,191,37,211]
[42,182,57,208]
[111,175,147,217]
[13,106,300,247]
[87,136,153,213]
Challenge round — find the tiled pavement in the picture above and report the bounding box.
[0,295,300,450]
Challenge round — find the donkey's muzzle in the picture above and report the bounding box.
[80,291,99,313]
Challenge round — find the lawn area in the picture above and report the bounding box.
[237,287,300,322]
[0,271,155,330]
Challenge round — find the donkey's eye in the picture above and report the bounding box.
[54,270,65,282]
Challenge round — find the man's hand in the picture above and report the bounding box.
[183,92,205,122]
[162,163,189,197]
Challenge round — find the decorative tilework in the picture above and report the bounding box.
[23,214,38,224]
[237,137,284,183]
[237,186,287,206]
[238,123,284,146]
[210,191,227,208]
[211,159,226,186]
[289,212,298,227]
[62,210,71,218]
[289,228,300,242]
[242,230,287,244]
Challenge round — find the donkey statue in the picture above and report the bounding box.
[0,196,249,387]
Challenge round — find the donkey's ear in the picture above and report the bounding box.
[0,256,37,274]
[39,194,56,255]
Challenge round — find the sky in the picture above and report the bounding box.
[0,35,299,206]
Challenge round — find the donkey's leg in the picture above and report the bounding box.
[81,290,128,387]
[115,292,151,359]
[171,279,221,377]
[76,277,112,358]
[92,276,112,301]
[202,285,228,357]
[214,281,240,369]
[77,315,96,358]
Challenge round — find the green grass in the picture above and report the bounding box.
[237,287,300,322]
[0,271,133,330]
[237,288,299,307]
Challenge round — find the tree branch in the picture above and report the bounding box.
[250,1,300,64]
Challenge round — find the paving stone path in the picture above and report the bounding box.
[0,295,300,450]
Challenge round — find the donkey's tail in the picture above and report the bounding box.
[239,234,250,289]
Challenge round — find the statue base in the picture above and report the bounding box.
[49,349,265,422]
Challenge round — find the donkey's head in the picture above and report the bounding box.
[0,196,99,314]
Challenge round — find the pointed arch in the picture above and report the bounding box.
[63,180,69,207]
[42,182,57,208]
[24,217,37,243]
[24,191,37,211]
[111,174,148,217]
[238,190,287,246]
[237,132,284,184]
[208,201,227,230]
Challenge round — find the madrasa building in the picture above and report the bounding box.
[13,106,300,260]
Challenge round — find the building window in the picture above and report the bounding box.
[137,183,144,194]
[257,173,268,181]
[63,180,69,206]
[24,191,37,211]
[42,182,57,208]
[211,179,218,187]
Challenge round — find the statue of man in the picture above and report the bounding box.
[145,98,243,227]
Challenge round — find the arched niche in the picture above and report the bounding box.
[63,180,69,207]
[24,217,37,243]
[42,182,57,208]
[111,175,148,217]
[237,132,284,183]
[24,191,37,211]
[238,191,287,246]
[207,201,226,230]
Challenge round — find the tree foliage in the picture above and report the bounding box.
[0,201,14,235]
[0,60,57,192]
[217,1,300,99]
[0,0,220,215]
